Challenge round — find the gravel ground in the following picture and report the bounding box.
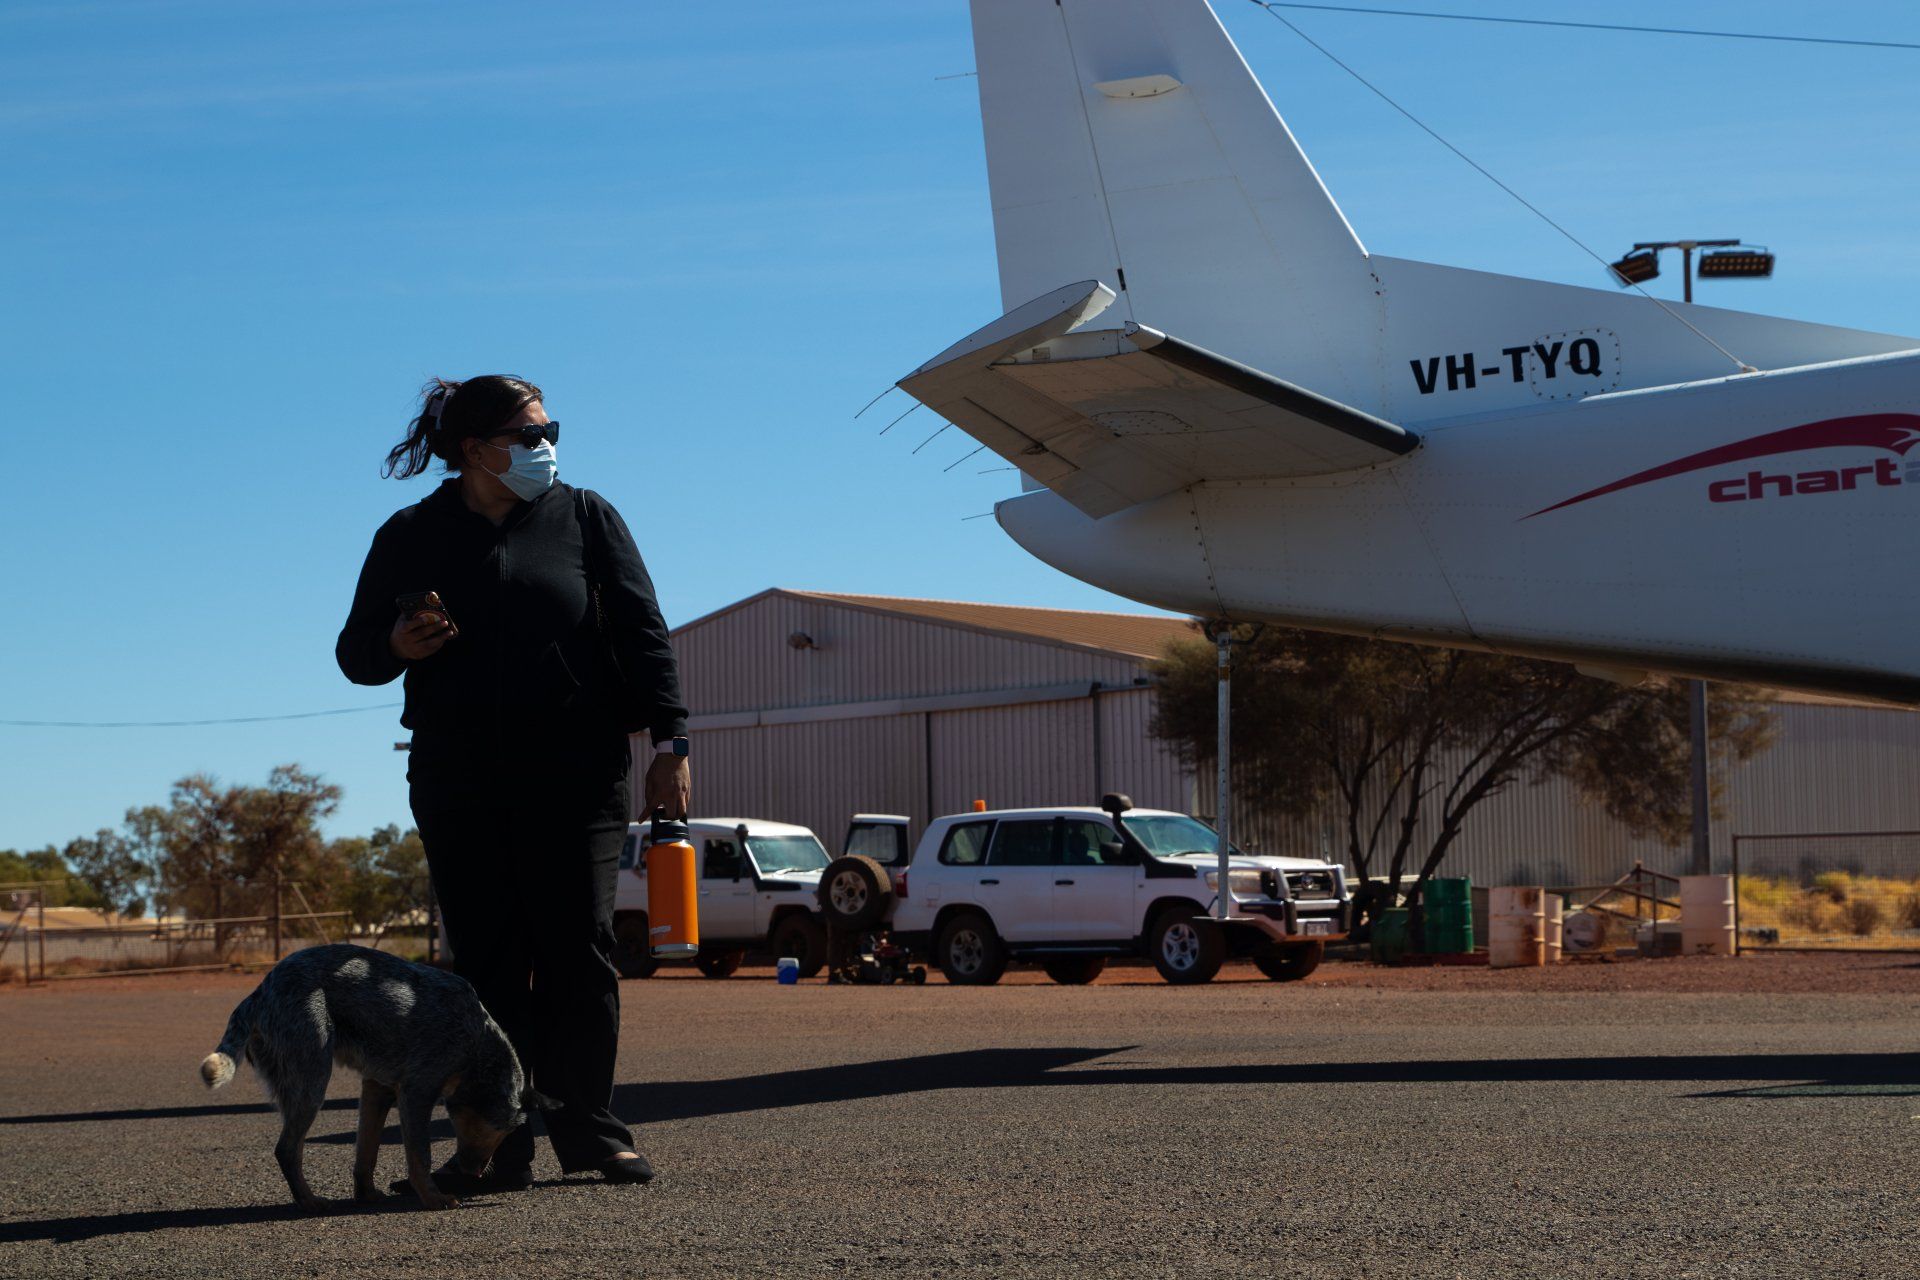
[2,952,1917,1278]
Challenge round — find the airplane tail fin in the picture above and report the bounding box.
[970,0,1383,395]
[970,0,1919,424]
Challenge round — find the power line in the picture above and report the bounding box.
[0,703,402,729]
[1247,2,1755,373]
[1254,3,1920,51]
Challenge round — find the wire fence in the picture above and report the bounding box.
[0,877,440,984]
[1732,831,1920,950]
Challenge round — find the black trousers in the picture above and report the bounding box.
[409,726,634,1172]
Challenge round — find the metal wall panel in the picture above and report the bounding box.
[673,593,1146,716]
[1211,701,1920,886]
[929,698,1100,816]
[1097,686,1191,813]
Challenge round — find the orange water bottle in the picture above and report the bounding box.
[644,810,699,958]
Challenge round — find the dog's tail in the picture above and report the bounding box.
[200,988,259,1089]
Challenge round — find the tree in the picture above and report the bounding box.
[324,825,429,932]
[0,846,108,911]
[129,774,243,921]
[62,830,147,919]
[1150,626,1777,926]
[131,767,341,929]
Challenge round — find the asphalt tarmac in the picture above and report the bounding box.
[2,955,1917,1278]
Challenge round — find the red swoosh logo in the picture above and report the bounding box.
[1524,413,1920,519]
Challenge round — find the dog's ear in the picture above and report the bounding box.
[520,1086,563,1113]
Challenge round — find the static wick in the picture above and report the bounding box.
[911,422,952,454]
[879,403,921,436]
[943,443,988,473]
[854,385,897,420]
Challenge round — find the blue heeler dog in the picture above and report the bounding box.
[200,944,554,1211]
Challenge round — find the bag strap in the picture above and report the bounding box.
[573,486,610,635]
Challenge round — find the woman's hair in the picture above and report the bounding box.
[383,374,545,479]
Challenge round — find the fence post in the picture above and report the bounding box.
[36,887,46,985]
[1731,835,1742,955]
[272,864,283,963]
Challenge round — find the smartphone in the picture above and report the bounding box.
[395,591,456,632]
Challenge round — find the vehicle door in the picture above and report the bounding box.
[1051,818,1137,941]
[981,818,1066,943]
[925,818,995,929]
[698,836,755,941]
[615,827,645,915]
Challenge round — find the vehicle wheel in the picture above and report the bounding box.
[1042,956,1106,985]
[769,913,828,978]
[696,949,746,979]
[1149,908,1225,985]
[1253,941,1324,982]
[935,911,1007,986]
[612,914,658,979]
[817,856,892,930]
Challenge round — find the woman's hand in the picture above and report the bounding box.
[389,611,457,662]
[645,754,690,820]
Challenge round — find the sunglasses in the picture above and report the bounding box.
[483,422,560,449]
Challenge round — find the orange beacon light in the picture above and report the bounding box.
[644,810,699,958]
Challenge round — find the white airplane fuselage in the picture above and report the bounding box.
[999,348,1920,701]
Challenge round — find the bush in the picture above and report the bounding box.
[1782,895,1834,934]
[1899,893,1920,931]
[1812,871,1852,903]
[1845,898,1885,937]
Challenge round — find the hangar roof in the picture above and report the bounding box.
[673,588,1195,663]
[790,591,1194,661]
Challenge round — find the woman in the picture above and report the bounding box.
[336,374,689,1193]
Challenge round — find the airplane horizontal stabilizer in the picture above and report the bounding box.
[898,280,1418,518]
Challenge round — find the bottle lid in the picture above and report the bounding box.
[649,811,689,844]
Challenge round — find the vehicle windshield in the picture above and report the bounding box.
[746,834,831,874]
[1120,813,1246,859]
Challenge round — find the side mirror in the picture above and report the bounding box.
[1100,840,1133,865]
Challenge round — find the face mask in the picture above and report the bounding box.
[482,439,558,501]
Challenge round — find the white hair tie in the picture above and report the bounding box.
[426,385,455,428]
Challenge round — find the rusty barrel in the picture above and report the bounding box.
[1488,885,1546,968]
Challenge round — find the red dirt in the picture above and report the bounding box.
[3,948,1914,998]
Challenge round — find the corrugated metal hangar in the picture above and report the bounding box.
[649,589,1920,886]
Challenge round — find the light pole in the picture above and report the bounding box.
[1609,237,1776,874]
[1607,239,1774,303]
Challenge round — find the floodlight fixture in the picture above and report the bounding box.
[1696,248,1775,279]
[1608,249,1660,288]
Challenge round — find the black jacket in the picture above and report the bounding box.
[336,480,688,746]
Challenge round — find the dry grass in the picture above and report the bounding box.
[1740,874,1920,947]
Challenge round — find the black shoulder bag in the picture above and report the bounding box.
[573,487,649,733]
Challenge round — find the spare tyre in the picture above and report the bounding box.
[817,855,892,930]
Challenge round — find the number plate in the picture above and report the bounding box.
[1299,918,1334,937]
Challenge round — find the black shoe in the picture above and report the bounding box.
[599,1153,654,1184]
[389,1161,533,1198]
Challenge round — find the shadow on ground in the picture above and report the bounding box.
[0,1195,487,1245]
[5,1047,1915,1136]
[3,1047,1914,1244]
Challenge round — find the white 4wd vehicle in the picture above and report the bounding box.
[612,819,832,980]
[886,796,1351,986]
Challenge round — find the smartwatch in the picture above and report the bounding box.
[655,736,690,759]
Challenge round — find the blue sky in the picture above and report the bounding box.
[3,0,1917,850]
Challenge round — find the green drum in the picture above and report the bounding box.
[1424,877,1474,954]
[1370,906,1411,964]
